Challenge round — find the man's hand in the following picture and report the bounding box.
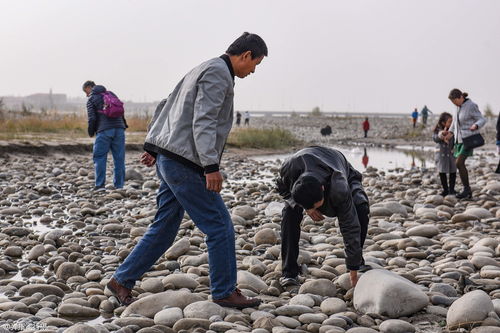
[469,124,478,131]
[206,171,223,192]
[350,270,358,288]
[140,152,156,167]
[306,208,325,221]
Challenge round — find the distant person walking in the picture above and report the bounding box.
[443,89,486,199]
[420,105,432,126]
[411,108,418,128]
[362,117,370,138]
[236,111,242,126]
[496,111,500,173]
[432,112,456,196]
[106,32,267,309]
[244,111,250,126]
[83,81,127,190]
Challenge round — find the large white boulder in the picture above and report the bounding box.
[446,290,494,330]
[353,269,428,318]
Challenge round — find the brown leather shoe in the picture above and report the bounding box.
[106,277,136,306]
[213,288,261,309]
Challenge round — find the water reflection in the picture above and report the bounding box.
[251,145,433,171]
[362,148,369,168]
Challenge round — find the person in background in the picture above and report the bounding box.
[443,89,486,199]
[236,111,242,126]
[420,105,432,126]
[362,117,370,138]
[83,81,127,190]
[320,125,332,136]
[432,112,456,196]
[106,32,268,309]
[276,146,371,288]
[411,108,418,128]
[496,111,500,173]
[244,111,250,126]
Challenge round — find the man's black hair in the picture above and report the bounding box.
[82,80,96,90]
[226,32,268,59]
[291,174,323,210]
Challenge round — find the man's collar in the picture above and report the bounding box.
[220,54,235,81]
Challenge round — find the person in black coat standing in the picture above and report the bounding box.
[276,146,371,288]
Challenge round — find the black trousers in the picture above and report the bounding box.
[281,202,370,278]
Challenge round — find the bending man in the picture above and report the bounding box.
[276,146,371,288]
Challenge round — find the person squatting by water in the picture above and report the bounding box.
[106,32,268,309]
[432,112,456,196]
[442,89,486,199]
[276,146,371,289]
[83,81,128,190]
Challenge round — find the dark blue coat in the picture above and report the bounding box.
[86,85,127,137]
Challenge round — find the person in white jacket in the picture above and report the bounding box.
[442,89,486,199]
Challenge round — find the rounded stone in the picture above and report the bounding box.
[320,297,347,315]
[289,294,315,307]
[447,290,494,329]
[254,228,278,245]
[353,269,428,318]
[27,244,46,260]
[56,262,84,281]
[299,279,337,297]
[183,301,225,320]
[154,307,183,327]
[379,319,416,333]
[141,278,164,293]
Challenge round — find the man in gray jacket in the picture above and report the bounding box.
[276,146,371,288]
[107,32,267,309]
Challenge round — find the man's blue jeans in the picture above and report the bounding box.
[113,154,237,300]
[93,128,125,188]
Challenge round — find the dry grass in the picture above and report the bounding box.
[228,127,299,149]
[0,112,150,139]
[0,113,300,150]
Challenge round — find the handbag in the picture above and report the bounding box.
[457,108,485,150]
[462,133,484,150]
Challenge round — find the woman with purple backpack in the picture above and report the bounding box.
[83,80,128,190]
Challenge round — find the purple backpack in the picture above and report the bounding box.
[99,91,125,118]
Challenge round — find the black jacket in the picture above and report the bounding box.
[86,85,127,137]
[496,112,500,143]
[277,146,369,270]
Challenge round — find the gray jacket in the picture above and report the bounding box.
[432,130,456,173]
[144,58,234,173]
[450,99,486,143]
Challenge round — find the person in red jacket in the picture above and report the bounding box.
[362,117,370,138]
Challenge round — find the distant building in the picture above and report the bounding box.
[25,92,67,109]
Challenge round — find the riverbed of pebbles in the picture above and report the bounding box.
[0,150,499,333]
[248,115,499,148]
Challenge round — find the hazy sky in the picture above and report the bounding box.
[1,0,499,114]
